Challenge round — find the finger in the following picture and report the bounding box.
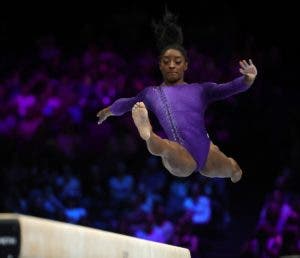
[240,61,246,69]
[239,68,246,75]
[249,59,254,66]
[242,59,249,67]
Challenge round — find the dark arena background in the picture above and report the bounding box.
[0,2,299,257]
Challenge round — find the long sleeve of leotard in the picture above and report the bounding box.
[204,76,250,103]
[109,88,148,116]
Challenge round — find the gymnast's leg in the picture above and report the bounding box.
[132,102,197,177]
[200,142,242,183]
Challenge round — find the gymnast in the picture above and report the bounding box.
[97,10,257,183]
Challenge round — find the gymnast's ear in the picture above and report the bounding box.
[184,61,188,71]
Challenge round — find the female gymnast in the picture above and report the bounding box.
[97,10,257,183]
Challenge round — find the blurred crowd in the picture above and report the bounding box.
[241,167,300,257]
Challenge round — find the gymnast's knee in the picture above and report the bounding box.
[169,168,194,177]
[162,158,195,177]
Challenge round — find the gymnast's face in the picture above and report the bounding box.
[159,48,188,86]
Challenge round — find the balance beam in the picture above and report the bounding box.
[0,213,191,258]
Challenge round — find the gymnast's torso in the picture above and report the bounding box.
[109,76,249,170]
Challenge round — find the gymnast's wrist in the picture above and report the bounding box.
[243,75,255,87]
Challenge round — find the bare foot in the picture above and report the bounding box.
[229,158,243,183]
[132,102,152,140]
[231,170,242,183]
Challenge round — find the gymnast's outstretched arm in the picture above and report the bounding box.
[97,88,148,124]
[205,59,258,102]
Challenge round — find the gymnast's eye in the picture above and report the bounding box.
[162,59,169,64]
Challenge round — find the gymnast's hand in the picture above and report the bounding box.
[239,59,257,86]
[97,107,112,124]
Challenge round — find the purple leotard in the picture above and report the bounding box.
[110,76,249,171]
